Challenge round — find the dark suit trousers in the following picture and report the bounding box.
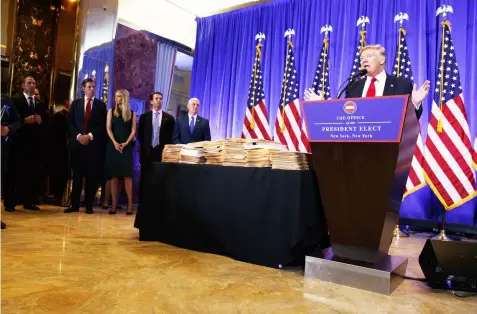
[70,146,98,209]
[138,145,163,207]
[3,142,40,207]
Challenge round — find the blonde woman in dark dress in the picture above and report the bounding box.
[105,89,136,215]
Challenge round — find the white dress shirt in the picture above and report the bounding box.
[77,96,95,141]
[361,70,387,97]
[23,92,35,107]
[188,114,198,127]
[84,96,95,111]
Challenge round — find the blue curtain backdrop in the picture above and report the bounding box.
[191,0,477,227]
[154,42,177,111]
[77,42,115,109]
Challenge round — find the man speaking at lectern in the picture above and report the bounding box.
[304,45,430,119]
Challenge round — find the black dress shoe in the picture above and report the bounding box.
[24,205,40,211]
[1,221,6,229]
[64,207,79,213]
[4,207,15,212]
[85,208,94,214]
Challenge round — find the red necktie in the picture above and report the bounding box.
[84,98,92,133]
[366,77,377,97]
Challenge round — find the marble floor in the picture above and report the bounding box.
[1,205,476,313]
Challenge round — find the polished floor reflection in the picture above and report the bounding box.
[2,205,476,313]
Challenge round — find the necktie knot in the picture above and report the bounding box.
[370,77,377,83]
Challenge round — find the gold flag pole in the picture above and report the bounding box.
[436,20,449,133]
[280,31,294,133]
[250,40,262,130]
[320,36,328,97]
[62,0,81,207]
[355,16,369,77]
[393,14,410,238]
[431,5,459,241]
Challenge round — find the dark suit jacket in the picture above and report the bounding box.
[1,96,20,138]
[172,114,211,144]
[11,94,49,150]
[1,96,20,175]
[345,74,423,120]
[69,97,107,157]
[138,110,175,164]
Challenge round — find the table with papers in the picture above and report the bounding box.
[134,162,330,268]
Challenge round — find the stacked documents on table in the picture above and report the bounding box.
[162,144,184,163]
[179,143,206,164]
[222,138,247,167]
[270,150,312,170]
[203,140,225,165]
[244,140,287,167]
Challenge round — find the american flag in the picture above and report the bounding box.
[393,27,426,198]
[473,135,477,170]
[241,38,271,140]
[422,21,477,210]
[274,36,310,153]
[312,36,331,100]
[349,30,367,79]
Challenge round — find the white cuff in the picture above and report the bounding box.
[411,98,421,109]
[76,134,81,141]
[88,132,94,141]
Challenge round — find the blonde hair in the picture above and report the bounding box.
[360,45,386,63]
[114,89,132,121]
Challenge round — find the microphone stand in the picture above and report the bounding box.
[336,69,367,99]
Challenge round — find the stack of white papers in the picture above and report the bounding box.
[270,150,312,170]
[162,144,184,163]
[179,143,206,164]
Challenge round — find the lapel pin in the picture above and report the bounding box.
[390,84,394,87]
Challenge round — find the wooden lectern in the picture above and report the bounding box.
[301,95,419,295]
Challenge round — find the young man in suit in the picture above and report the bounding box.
[3,76,49,212]
[304,45,430,119]
[172,97,211,144]
[64,78,107,214]
[138,92,175,166]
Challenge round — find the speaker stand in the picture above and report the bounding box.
[431,210,460,241]
[305,253,408,295]
[431,229,460,241]
[393,218,409,238]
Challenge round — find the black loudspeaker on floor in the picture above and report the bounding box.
[419,239,477,293]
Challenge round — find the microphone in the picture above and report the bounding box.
[336,68,367,99]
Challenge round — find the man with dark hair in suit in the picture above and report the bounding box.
[172,97,211,144]
[304,44,430,119]
[64,78,107,214]
[138,92,175,166]
[3,76,49,212]
[49,102,70,200]
[1,94,20,227]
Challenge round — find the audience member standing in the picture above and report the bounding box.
[3,76,48,212]
[105,89,136,215]
[172,97,210,144]
[2,95,20,228]
[138,92,175,166]
[65,78,107,214]
[49,103,70,200]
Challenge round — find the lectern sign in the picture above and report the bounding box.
[301,96,409,142]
